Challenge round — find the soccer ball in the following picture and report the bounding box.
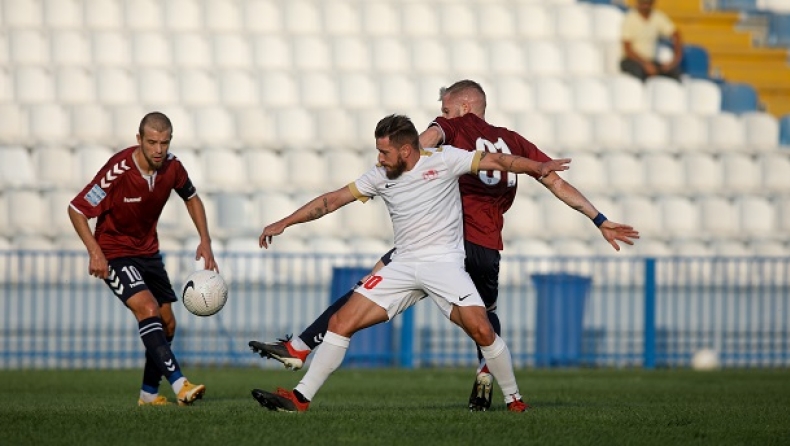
[181,269,228,317]
[691,348,720,371]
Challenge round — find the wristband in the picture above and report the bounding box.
[592,213,607,228]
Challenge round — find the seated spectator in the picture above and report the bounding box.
[620,0,683,81]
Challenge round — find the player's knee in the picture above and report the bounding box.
[468,322,495,346]
[327,314,354,338]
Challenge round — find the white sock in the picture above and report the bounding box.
[294,331,349,401]
[479,335,520,401]
[290,336,311,352]
[171,377,186,395]
[139,390,158,402]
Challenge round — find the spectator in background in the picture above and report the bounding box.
[620,0,683,81]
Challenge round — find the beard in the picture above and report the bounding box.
[385,157,407,179]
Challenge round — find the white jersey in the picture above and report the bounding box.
[349,146,482,263]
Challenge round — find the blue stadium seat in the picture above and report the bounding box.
[716,0,758,12]
[767,14,790,47]
[720,82,759,114]
[780,114,790,146]
[681,45,710,79]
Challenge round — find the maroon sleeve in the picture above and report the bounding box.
[429,116,457,145]
[69,159,116,219]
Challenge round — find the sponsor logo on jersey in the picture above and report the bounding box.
[124,197,142,203]
[422,169,439,180]
[85,184,107,207]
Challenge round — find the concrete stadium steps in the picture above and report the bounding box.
[652,0,790,117]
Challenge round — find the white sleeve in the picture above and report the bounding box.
[442,146,478,177]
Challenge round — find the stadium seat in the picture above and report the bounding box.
[411,37,450,74]
[660,196,700,237]
[371,38,410,73]
[564,40,605,77]
[780,114,790,146]
[766,10,790,46]
[348,237,391,256]
[621,196,662,239]
[307,236,353,256]
[502,196,543,241]
[284,0,322,35]
[721,153,761,194]
[9,29,49,66]
[604,152,645,192]
[551,239,595,260]
[779,196,790,233]
[179,69,220,106]
[84,0,123,29]
[353,107,389,150]
[526,41,565,77]
[214,192,257,235]
[276,108,318,150]
[252,35,292,70]
[91,31,132,66]
[242,0,282,33]
[332,37,372,72]
[10,235,59,285]
[515,112,555,151]
[493,77,535,113]
[155,105,199,148]
[699,195,740,238]
[50,30,92,67]
[402,3,440,37]
[219,70,260,107]
[290,192,344,239]
[643,153,685,194]
[29,104,71,145]
[361,2,400,36]
[738,196,777,238]
[438,3,477,38]
[541,194,589,238]
[326,150,366,186]
[685,78,722,116]
[234,108,278,148]
[14,66,55,104]
[284,150,327,192]
[534,78,572,113]
[379,74,419,110]
[46,190,77,237]
[172,33,213,68]
[202,147,248,191]
[300,72,340,110]
[478,3,516,38]
[708,113,747,152]
[646,77,687,115]
[555,4,594,40]
[713,240,751,257]
[591,4,624,43]
[608,75,647,114]
[240,148,285,191]
[0,105,31,145]
[669,114,709,151]
[591,112,632,152]
[680,45,710,79]
[0,69,12,105]
[131,32,171,68]
[449,40,489,76]
[760,151,790,192]
[260,71,300,108]
[720,82,759,114]
[137,68,179,106]
[635,239,674,257]
[489,39,528,75]
[684,153,724,193]
[741,112,780,151]
[4,0,44,28]
[7,189,49,235]
[554,113,594,152]
[516,4,555,39]
[339,196,391,239]
[123,0,163,30]
[158,190,192,237]
[630,112,670,153]
[320,0,360,35]
[204,0,243,31]
[33,146,78,189]
[561,153,606,193]
[316,110,359,152]
[340,73,383,109]
[293,35,332,71]
[213,34,254,69]
[572,78,611,115]
[71,104,113,146]
[163,0,202,31]
[96,67,137,105]
[55,67,96,105]
[0,146,37,188]
[749,240,789,258]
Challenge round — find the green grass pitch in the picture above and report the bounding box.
[1,368,789,446]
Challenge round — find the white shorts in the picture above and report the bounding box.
[354,260,485,320]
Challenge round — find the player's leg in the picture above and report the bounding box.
[249,250,395,369]
[463,241,502,410]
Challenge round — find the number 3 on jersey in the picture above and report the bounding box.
[476,137,517,188]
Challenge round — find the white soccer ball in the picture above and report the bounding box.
[181,269,228,317]
[691,348,720,371]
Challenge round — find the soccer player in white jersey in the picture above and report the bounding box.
[250,114,571,412]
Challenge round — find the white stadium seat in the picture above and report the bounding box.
[51,30,92,67]
[515,112,555,151]
[339,73,380,110]
[620,196,662,239]
[534,78,572,113]
[591,4,624,43]
[738,196,776,238]
[193,106,238,149]
[72,104,114,146]
[234,108,278,148]
[0,146,37,188]
[213,34,254,69]
[284,150,327,193]
[242,149,287,191]
[7,189,49,235]
[276,108,318,151]
[660,196,700,237]
[643,153,685,194]
[541,194,589,238]
[554,112,594,152]
[29,104,71,145]
[646,77,687,115]
[123,0,163,30]
[440,3,478,38]
[361,2,401,36]
[502,196,543,241]
[4,0,44,28]
[179,69,220,106]
[205,0,243,31]
[402,3,440,37]
[555,4,593,40]
[14,66,55,104]
[591,113,632,152]
[708,113,747,152]
[170,148,206,188]
[91,31,132,66]
[326,150,366,187]
[292,36,332,71]
[137,68,179,106]
[202,147,248,191]
[561,153,607,193]
[699,195,739,238]
[411,37,450,74]
[478,3,516,38]
[96,67,137,105]
[0,105,31,145]
[131,32,171,68]
[252,35,292,70]
[300,72,340,109]
[721,153,761,194]
[260,71,300,108]
[516,4,555,39]
[603,152,645,192]
[34,146,77,189]
[526,41,565,77]
[572,78,611,115]
[489,39,528,75]
[243,0,283,33]
[669,114,708,151]
[163,0,203,31]
[219,70,260,107]
[371,38,410,73]
[46,190,76,237]
[316,109,359,152]
[284,0,322,35]
[9,29,49,66]
[322,1,361,36]
[685,79,722,116]
[608,75,646,113]
[84,0,123,29]
[635,239,673,257]
[449,39,489,76]
[494,77,535,113]
[339,196,391,239]
[741,112,780,151]
[172,33,213,68]
[564,41,604,77]
[56,67,96,105]
[214,192,257,235]
[332,37,372,72]
[684,153,723,194]
[630,112,670,153]
[379,74,418,110]
[760,152,790,192]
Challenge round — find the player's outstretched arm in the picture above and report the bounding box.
[185,195,218,272]
[539,174,640,251]
[477,152,571,178]
[259,186,357,249]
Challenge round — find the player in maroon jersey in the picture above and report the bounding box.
[250,80,639,411]
[68,112,217,407]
